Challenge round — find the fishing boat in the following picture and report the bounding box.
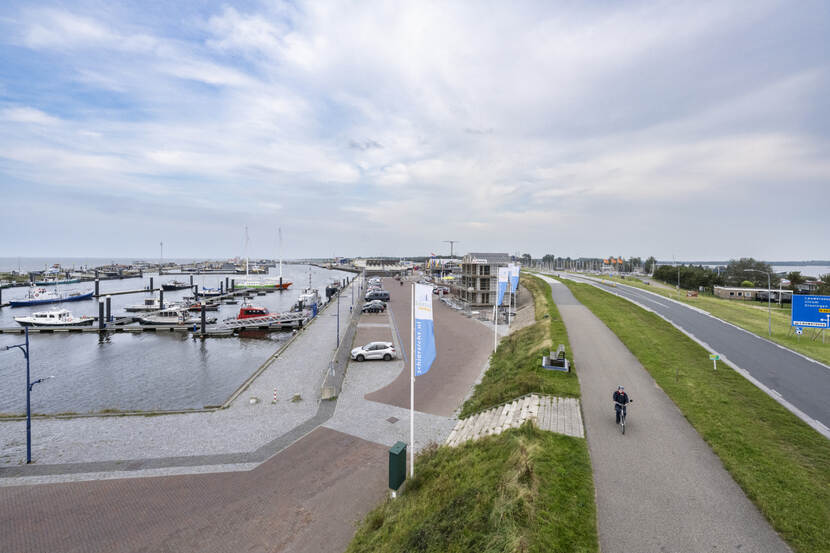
[139,308,216,326]
[161,280,191,291]
[15,309,95,327]
[9,286,94,307]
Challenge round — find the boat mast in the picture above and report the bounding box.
[278,227,283,279]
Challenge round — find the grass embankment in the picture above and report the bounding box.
[347,274,598,553]
[595,274,830,366]
[563,279,830,553]
[459,274,580,418]
[346,425,596,553]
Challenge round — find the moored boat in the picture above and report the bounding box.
[161,280,191,291]
[124,298,166,312]
[14,309,95,327]
[139,308,216,326]
[34,277,81,286]
[9,286,94,307]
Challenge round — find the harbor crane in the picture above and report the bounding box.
[443,240,459,258]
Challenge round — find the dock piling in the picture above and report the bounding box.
[94,279,100,298]
[194,285,199,301]
[220,282,224,294]
[149,277,154,291]
[159,289,164,310]
[231,279,236,292]
[105,296,112,322]
[98,301,105,330]
[225,277,229,291]
[201,305,206,336]
[190,274,194,287]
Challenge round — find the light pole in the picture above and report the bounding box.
[3,327,53,464]
[336,288,340,348]
[744,269,771,336]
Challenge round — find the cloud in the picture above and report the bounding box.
[0,0,828,259]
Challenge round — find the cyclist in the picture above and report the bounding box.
[613,385,632,425]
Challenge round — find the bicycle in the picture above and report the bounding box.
[614,400,633,434]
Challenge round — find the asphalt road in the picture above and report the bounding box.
[365,278,493,416]
[560,272,830,436]
[540,275,790,553]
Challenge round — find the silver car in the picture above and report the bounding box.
[351,341,396,362]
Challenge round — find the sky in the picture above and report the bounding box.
[0,0,828,261]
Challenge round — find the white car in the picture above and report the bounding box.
[351,342,396,361]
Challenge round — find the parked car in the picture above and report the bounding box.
[365,290,390,301]
[433,286,450,295]
[351,342,396,361]
[362,300,387,313]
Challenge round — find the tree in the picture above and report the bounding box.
[817,274,830,295]
[521,253,532,266]
[644,256,657,274]
[740,280,754,288]
[725,258,778,287]
[785,271,805,290]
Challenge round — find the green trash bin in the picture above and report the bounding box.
[389,441,407,491]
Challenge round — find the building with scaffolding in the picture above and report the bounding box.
[453,252,512,308]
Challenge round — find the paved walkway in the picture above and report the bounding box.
[539,275,790,553]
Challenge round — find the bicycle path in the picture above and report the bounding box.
[540,275,789,553]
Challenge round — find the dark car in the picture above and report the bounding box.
[362,300,387,313]
[365,290,390,301]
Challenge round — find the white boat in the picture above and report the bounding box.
[139,308,216,326]
[125,298,166,312]
[15,309,95,327]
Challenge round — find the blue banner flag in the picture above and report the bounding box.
[497,267,510,306]
[509,263,520,293]
[414,283,436,376]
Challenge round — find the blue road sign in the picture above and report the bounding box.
[791,295,830,328]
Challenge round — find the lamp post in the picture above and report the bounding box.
[744,269,771,336]
[336,288,340,348]
[3,327,53,463]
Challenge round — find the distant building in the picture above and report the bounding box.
[353,258,408,275]
[714,286,793,302]
[454,252,512,308]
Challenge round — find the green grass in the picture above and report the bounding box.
[562,279,830,553]
[346,425,597,553]
[459,274,580,419]
[593,274,830,366]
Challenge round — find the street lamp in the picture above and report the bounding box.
[336,288,340,348]
[2,327,54,464]
[744,269,772,337]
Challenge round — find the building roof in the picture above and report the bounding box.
[464,252,511,264]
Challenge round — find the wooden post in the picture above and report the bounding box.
[98,301,105,330]
[159,289,164,310]
[105,296,112,322]
[201,304,206,336]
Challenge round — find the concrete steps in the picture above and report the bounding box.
[446,394,584,447]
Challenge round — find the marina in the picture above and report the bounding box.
[0,264,354,415]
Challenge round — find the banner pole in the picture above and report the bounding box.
[410,282,415,478]
[493,305,497,352]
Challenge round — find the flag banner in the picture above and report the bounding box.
[497,267,510,306]
[509,263,520,293]
[414,283,436,376]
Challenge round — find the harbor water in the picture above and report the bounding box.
[0,264,353,415]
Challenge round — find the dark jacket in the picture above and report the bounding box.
[613,390,630,407]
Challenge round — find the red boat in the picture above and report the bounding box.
[237,305,270,319]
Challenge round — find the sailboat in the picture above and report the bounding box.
[238,227,292,290]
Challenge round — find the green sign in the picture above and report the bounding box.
[709,354,720,361]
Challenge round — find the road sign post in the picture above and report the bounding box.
[709,353,719,371]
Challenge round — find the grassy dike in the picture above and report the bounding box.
[459,274,581,418]
[346,275,598,553]
[562,279,830,553]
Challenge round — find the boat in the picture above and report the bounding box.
[236,227,292,290]
[9,286,94,307]
[161,280,191,291]
[293,273,320,313]
[185,302,220,312]
[14,308,95,327]
[124,298,166,312]
[34,277,81,286]
[200,287,223,297]
[237,305,272,320]
[139,308,216,326]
